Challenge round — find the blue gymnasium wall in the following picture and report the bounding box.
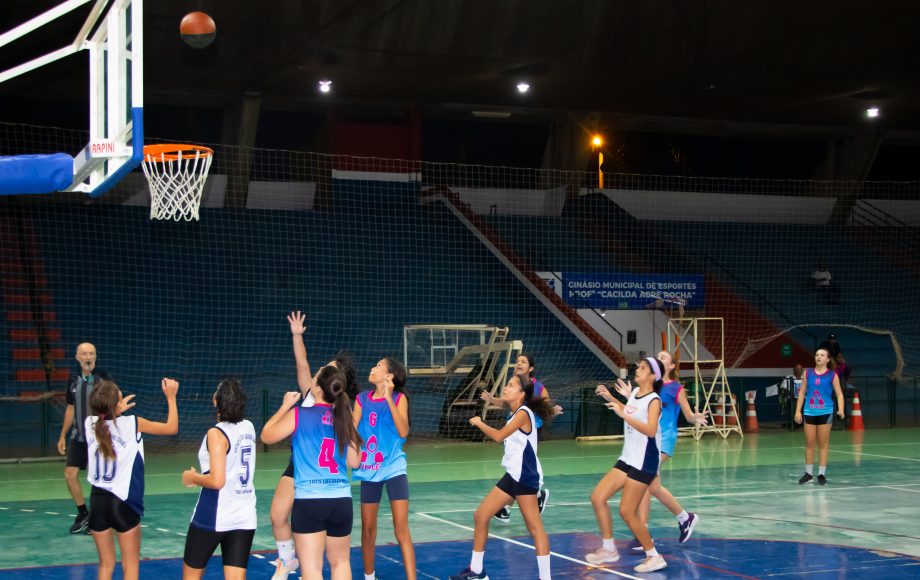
[486,211,913,379]
[2,180,609,453]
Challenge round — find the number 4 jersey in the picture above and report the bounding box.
[293,403,351,499]
[85,415,145,516]
[190,420,258,531]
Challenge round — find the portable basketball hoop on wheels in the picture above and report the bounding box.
[142,144,213,221]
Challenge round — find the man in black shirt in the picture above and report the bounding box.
[56,342,111,534]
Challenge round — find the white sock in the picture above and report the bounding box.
[602,537,615,551]
[537,554,551,579]
[470,550,485,574]
[276,538,295,562]
[676,510,689,524]
[365,574,376,580]
[645,547,659,558]
[805,464,813,475]
[818,465,827,476]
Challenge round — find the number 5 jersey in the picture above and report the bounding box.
[190,420,258,531]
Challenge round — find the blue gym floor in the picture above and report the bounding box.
[2,429,919,578]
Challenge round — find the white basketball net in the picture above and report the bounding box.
[142,146,213,221]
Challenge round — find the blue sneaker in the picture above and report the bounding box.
[449,567,489,580]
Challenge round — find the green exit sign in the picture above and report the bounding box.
[781,343,793,357]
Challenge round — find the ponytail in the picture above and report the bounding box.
[518,375,555,425]
[89,380,120,460]
[316,365,363,455]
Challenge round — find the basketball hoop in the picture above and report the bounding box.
[142,144,214,221]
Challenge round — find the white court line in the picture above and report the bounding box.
[830,449,920,462]
[176,532,186,537]
[155,527,170,533]
[883,486,920,494]
[252,553,265,559]
[378,552,440,580]
[416,511,643,580]
[19,509,33,512]
[45,511,58,515]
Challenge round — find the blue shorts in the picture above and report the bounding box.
[360,474,410,504]
[660,431,677,457]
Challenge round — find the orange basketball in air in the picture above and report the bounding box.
[180,12,216,49]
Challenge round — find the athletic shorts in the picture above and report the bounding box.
[89,487,141,533]
[183,525,255,569]
[660,431,677,457]
[360,474,409,504]
[614,460,657,485]
[282,457,294,479]
[804,413,833,425]
[495,472,539,498]
[292,497,353,537]
[65,438,88,469]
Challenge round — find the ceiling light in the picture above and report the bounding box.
[591,135,603,147]
[318,80,332,93]
[516,82,530,94]
[866,107,879,119]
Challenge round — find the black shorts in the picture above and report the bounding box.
[614,460,657,485]
[804,413,833,425]
[360,474,410,504]
[495,472,539,498]
[65,438,88,469]
[88,487,141,533]
[183,525,255,569]
[292,497,353,537]
[282,457,294,479]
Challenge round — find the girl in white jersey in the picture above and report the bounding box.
[626,350,706,551]
[181,378,257,579]
[449,375,555,580]
[270,312,358,580]
[85,378,179,580]
[587,357,667,574]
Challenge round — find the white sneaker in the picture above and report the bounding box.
[585,547,620,564]
[271,557,300,580]
[634,555,667,573]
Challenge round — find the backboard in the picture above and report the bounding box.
[0,0,143,197]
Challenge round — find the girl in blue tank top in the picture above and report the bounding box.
[261,365,362,580]
[269,311,359,579]
[794,348,845,485]
[353,357,416,580]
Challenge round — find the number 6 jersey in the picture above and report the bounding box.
[190,420,258,531]
[85,415,145,516]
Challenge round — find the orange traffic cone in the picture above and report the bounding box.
[744,394,759,433]
[848,392,865,431]
[727,393,739,426]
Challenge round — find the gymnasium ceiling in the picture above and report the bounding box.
[2,0,920,133]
